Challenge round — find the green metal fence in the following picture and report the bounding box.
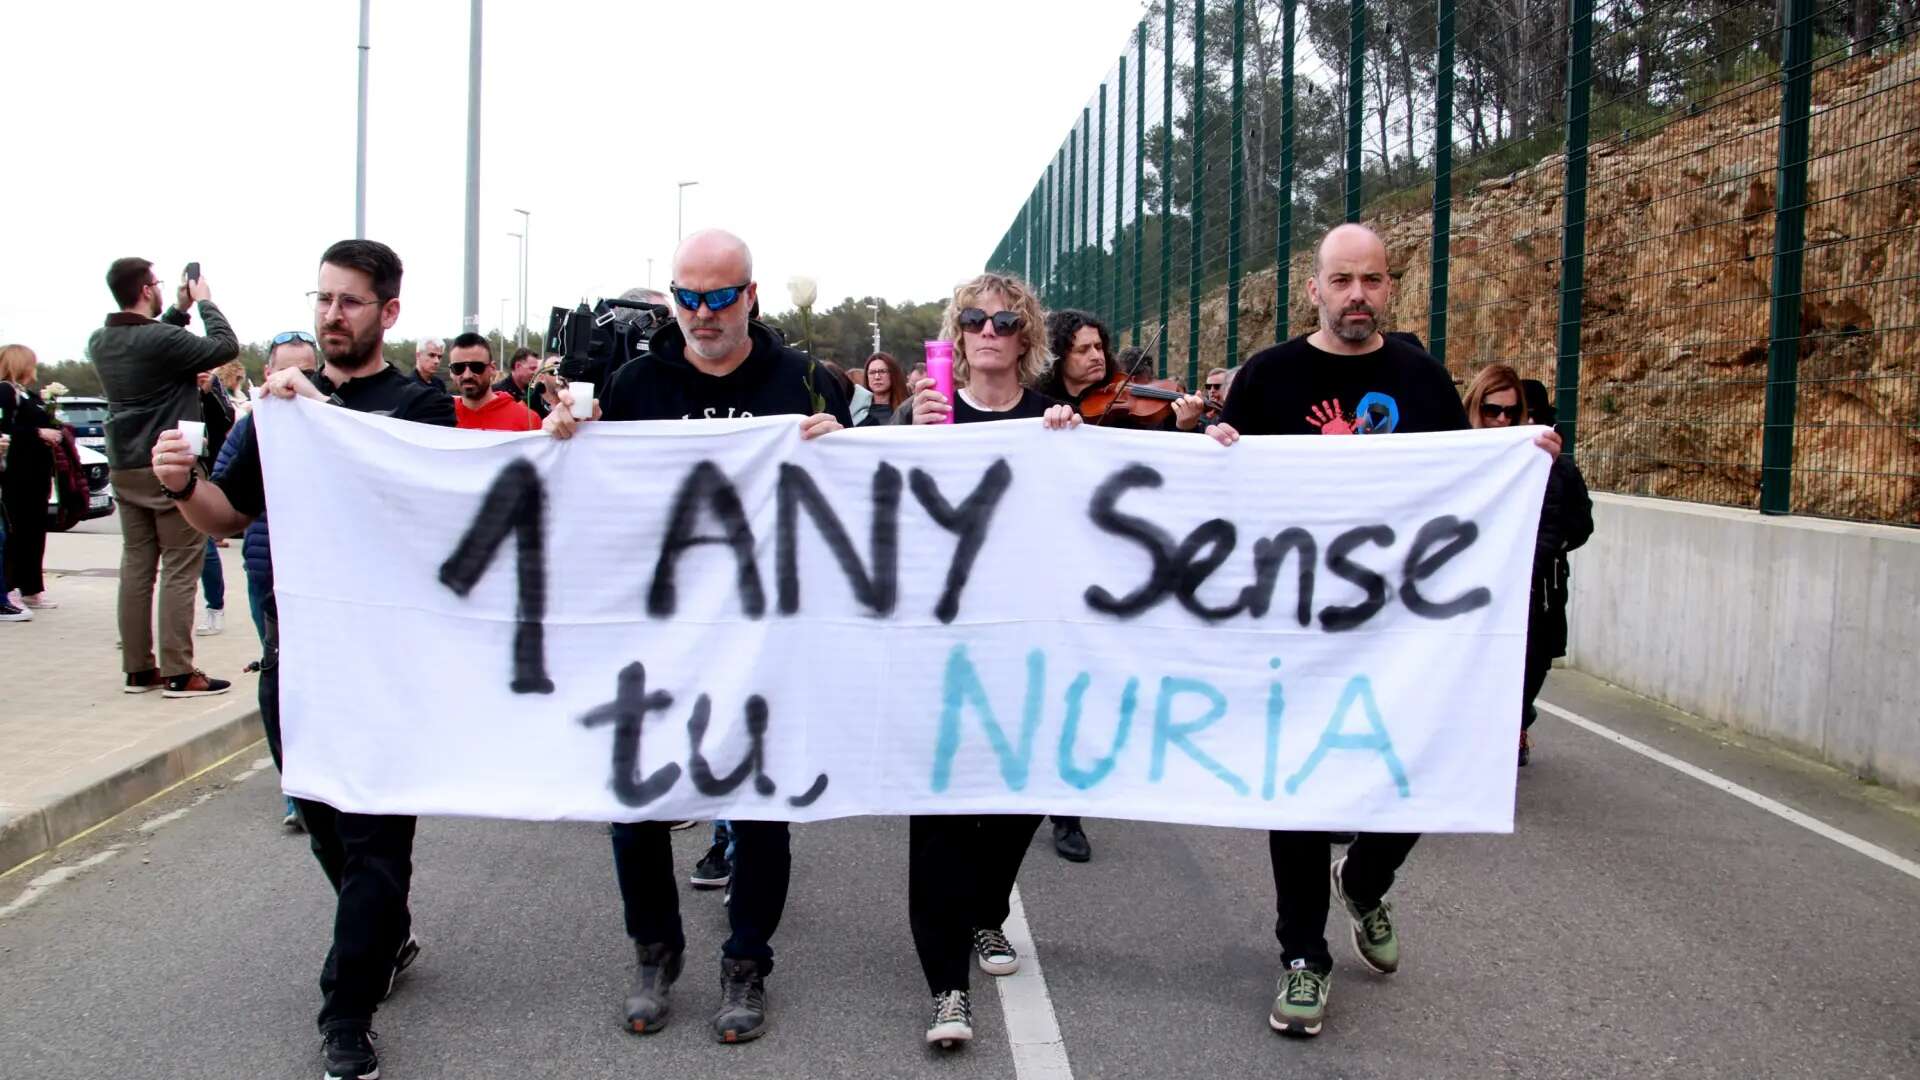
[986,0,1920,527]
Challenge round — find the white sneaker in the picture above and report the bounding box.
[196,608,225,636]
[16,591,57,610]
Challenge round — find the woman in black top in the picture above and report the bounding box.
[0,344,65,608]
[859,352,908,426]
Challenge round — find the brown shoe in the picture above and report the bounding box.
[163,671,233,698]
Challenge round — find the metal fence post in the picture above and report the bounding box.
[1277,0,1295,341]
[1160,0,1174,377]
[1429,0,1454,362]
[1082,105,1093,309]
[1098,84,1108,320]
[1134,20,1147,347]
[1068,126,1079,307]
[1554,0,1593,456]
[1116,59,1126,329]
[1346,0,1364,222]
[1227,0,1246,370]
[1046,157,1058,296]
[1188,0,1206,387]
[1761,0,1814,514]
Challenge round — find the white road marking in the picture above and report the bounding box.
[1539,700,1920,883]
[0,847,123,920]
[996,884,1075,1080]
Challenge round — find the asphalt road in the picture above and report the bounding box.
[3,670,1917,1080]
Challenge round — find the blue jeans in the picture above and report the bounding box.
[200,537,225,611]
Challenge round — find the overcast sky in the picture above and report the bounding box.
[1,0,1149,364]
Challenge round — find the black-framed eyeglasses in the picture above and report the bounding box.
[448,360,490,376]
[271,330,317,347]
[307,291,378,315]
[1479,402,1525,423]
[956,308,1023,336]
[670,282,751,313]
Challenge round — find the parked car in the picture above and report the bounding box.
[52,395,110,453]
[48,441,115,531]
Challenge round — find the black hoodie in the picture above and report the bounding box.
[600,321,851,426]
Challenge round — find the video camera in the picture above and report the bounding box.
[546,295,672,389]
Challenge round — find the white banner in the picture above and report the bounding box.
[256,398,1548,832]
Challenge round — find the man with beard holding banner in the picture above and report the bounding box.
[544,228,849,1045]
[1215,223,1559,1039]
[151,239,453,1080]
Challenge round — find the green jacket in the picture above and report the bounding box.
[88,301,240,470]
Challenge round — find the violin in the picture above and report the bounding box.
[1077,370,1221,429]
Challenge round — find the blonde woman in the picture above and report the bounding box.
[0,344,64,610]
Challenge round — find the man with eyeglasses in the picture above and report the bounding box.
[413,337,448,393]
[1212,223,1561,1040]
[448,332,541,431]
[545,227,849,1046]
[89,256,240,698]
[152,239,452,1080]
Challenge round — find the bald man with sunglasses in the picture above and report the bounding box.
[546,228,848,1045]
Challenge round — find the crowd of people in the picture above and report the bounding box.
[60,217,1582,1080]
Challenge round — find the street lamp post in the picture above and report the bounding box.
[507,231,525,348]
[677,180,700,243]
[498,297,509,353]
[513,208,530,352]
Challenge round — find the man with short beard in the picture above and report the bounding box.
[151,239,453,1080]
[448,332,541,431]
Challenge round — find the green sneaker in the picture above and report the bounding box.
[1269,960,1330,1036]
[1331,855,1399,974]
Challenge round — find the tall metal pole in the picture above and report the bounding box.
[1227,0,1245,370]
[1554,0,1594,458]
[1159,0,1173,376]
[1097,85,1107,321]
[1133,20,1146,346]
[355,0,370,238]
[1277,0,1296,339]
[507,232,524,348]
[1187,0,1205,388]
[1761,0,1815,513]
[1430,0,1455,361]
[514,208,530,351]
[1345,0,1364,222]
[677,180,700,243]
[461,0,482,331]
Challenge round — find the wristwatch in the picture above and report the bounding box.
[161,471,198,500]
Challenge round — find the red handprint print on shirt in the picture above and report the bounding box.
[1305,399,1356,435]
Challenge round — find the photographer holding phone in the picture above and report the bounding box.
[89,257,239,697]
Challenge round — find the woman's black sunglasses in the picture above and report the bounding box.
[1479,402,1525,422]
[956,308,1023,335]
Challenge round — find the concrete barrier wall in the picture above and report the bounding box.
[1565,493,1920,794]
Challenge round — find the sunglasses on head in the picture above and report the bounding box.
[670,282,751,313]
[1479,402,1525,422]
[449,360,491,376]
[271,330,317,347]
[956,308,1023,335]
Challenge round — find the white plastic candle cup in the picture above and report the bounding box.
[568,382,595,420]
[178,420,206,456]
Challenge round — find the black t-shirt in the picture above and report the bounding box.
[1221,334,1467,436]
[213,364,458,518]
[600,322,852,426]
[952,386,1057,424]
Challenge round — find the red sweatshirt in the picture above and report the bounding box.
[455,391,543,432]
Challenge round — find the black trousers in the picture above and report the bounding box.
[260,609,417,1034]
[1,475,48,595]
[1521,638,1554,731]
[609,819,791,974]
[1269,830,1419,971]
[908,813,1044,994]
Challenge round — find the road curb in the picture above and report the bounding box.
[0,698,265,876]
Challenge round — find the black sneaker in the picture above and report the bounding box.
[625,941,683,1034]
[322,1027,379,1080]
[711,958,768,1043]
[926,989,973,1048]
[973,927,1018,975]
[0,602,30,623]
[162,670,231,698]
[1052,818,1091,862]
[690,842,732,889]
[383,935,421,1001]
[123,668,162,694]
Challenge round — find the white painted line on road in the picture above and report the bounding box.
[0,847,123,920]
[139,790,219,833]
[996,885,1075,1080]
[1539,701,1920,884]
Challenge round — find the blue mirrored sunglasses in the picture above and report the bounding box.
[271,330,317,347]
[670,282,750,313]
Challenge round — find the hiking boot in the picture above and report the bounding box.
[163,670,232,698]
[624,941,683,1034]
[1052,818,1091,863]
[973,927,1018,976]
[926,989,974,1048]
[1269,960,1330,1037]
[1518,729,1532,767]
[195,608,225,636]
[383,935,421,1001]
[1331,855,1399,974]
[690,841,732,889]
[321,1027,380,1080]
[711,958,769,1043]
[124,668,162,694]
[0,602,30,622]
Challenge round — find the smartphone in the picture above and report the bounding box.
[184,262,201,284]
